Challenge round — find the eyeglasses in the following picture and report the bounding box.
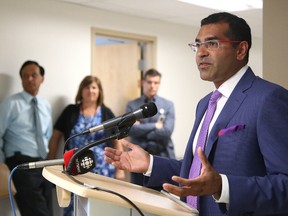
[188,39,242,52]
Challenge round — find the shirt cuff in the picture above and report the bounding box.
[213,174,229,204]
[143,154,153,176]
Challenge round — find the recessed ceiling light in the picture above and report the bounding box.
[177,0,262,12]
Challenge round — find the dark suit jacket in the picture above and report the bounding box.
[127,95,176,159]
[145,68,288,215]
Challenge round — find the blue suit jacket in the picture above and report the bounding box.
[145,68,288,215]
[127,95,176,159]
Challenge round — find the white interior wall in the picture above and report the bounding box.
[0,0,188,158]
[263,0,288,88]
[0,0,262,159]
[0,0,262,214]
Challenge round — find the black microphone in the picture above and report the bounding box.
[81,102,158,135]
[18,149,96,175]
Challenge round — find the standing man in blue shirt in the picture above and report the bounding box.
[0,60,53,216]
[126,68,176,186]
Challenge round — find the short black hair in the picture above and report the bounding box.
[19,60,45,77]
[201,12,252,61]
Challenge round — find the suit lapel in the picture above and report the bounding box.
[181,68,257,178]
[205,68,256,156]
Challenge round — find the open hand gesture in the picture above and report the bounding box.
[163,147,222,199]
[104,139,150,173]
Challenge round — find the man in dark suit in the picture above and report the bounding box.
[126,68,176,186]
[104,12,288,215]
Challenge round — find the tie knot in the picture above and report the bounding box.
[32,97,38,105]
[210,90,222,103]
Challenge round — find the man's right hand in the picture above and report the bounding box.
[155,120,163,129]
[104,139,150,173]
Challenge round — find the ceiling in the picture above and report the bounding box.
[51,0,263,39]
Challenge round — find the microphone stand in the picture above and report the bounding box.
[62,118,146,216]
[65,117,135,175]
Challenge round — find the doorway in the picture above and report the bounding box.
[91,28,157,116]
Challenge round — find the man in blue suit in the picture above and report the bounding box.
[126,68,176,185]
[104,12,288,215]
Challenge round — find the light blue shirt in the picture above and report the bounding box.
[0,91,53,162]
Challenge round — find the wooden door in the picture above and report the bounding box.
[92,42,141,116]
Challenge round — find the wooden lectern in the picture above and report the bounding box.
[43,165,198,216]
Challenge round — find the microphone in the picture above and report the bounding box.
[18,149,96,175]
[82,102,158,135]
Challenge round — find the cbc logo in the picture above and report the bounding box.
[80,156,94,169]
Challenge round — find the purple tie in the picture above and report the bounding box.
[187,90,222,209]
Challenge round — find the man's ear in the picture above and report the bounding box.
[236,41,248,61]
[41,75,45,84]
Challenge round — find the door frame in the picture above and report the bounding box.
[91,27,157,75]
